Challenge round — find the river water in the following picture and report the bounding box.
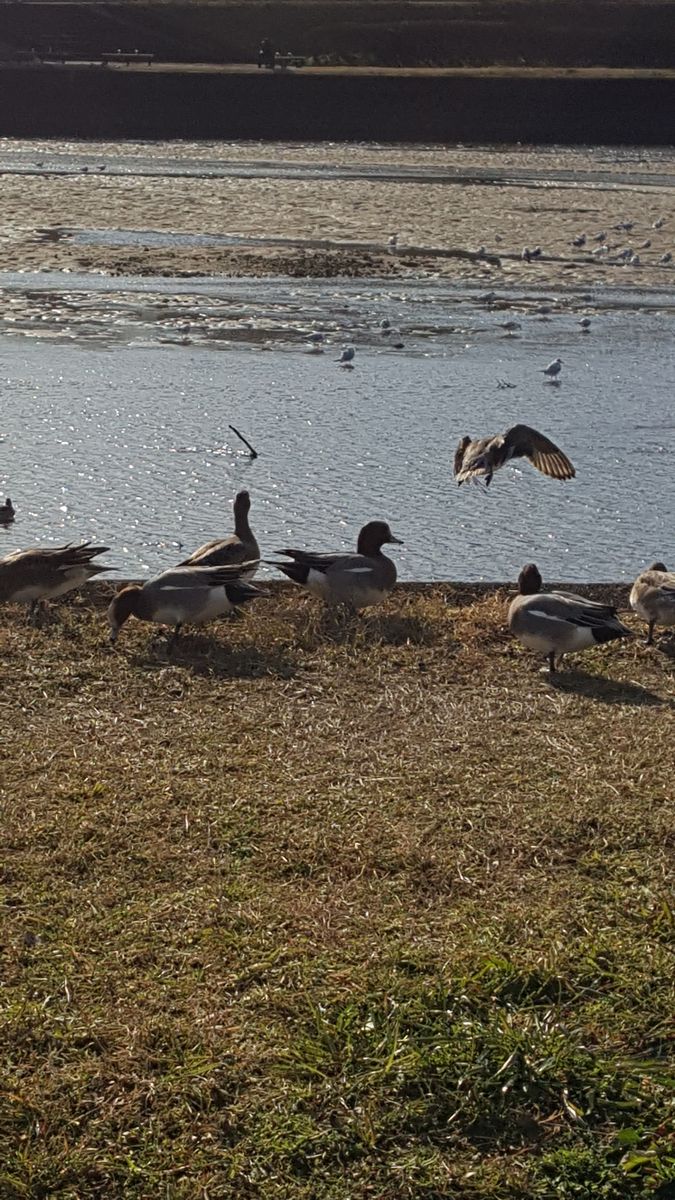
[0,141,673,583]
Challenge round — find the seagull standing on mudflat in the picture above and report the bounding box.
[337,346,355,368]
[542,357,563,381]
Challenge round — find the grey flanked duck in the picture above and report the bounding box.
[454,424,575,486]
[107,561,264,645]
[508,563,631,673]
[180,489,259,577]
[0,542,110,618]
[629,562,675,645]
[0,497,15,523]
[270,520,402,609]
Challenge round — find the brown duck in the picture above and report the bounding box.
[181,490,259,578]
[454,424,575,486]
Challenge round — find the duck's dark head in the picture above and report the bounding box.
[648,561,667,573]
[234,490,251,515]
[517,563,543,595]
[357,521,403,555]
[107,585,142,644]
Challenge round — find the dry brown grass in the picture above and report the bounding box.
[0,585,673,1198]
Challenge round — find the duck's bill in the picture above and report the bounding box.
[388,535,404,545]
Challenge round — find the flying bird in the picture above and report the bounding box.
[454,424,575,487]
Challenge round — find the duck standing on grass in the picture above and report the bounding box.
[107,561,264,646]
[454,424,575,487]
[269,520,402,610]
[508,563,632,673]
[180,489,259,578]
[0,542,110,620]
[629,562,675,645]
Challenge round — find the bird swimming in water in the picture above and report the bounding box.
[0,497,15,523]
[454,424,575,487]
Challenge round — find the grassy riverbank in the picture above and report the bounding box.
[1,586,673,1198]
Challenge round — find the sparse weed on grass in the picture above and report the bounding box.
[0,585,672,1198]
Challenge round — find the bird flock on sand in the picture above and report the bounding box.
[1,463,673,673]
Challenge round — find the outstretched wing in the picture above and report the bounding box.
[503,425,575,480]
[453,436,472,478]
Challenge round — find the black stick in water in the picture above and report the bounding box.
[228,425,258,460]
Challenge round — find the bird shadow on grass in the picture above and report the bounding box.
[548,669,672,708]
[129,635,298,679]
[305,607,441,648]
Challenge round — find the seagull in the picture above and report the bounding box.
[572,234,586,248]
[653,217,666,229]
[659,252,672,265]
[594,231,607,241]
[307,331,325,343]
[640,240,651,249]
[387,234,398,253]
[337,346,355,367]
[454,425,575,487]
[615,220,634,232]
[500,320,521,336]
[542,357,563,381]
[630,254,641,266]
[579,317,592,331]
[521,247,533,262]
[529,246,543,259]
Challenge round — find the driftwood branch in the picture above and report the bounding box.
[228,425,258,459]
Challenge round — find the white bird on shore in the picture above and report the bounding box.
[337,346,355,367]
[542,357,563,381]
[594,230,607,241]
[653,217,665,229]
[387,234,398,253]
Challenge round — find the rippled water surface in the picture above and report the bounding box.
[1,269,672,582]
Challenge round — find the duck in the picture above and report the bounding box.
[0,542,110,617]
[508,563,632,673]
[107,561,264,645]
[0,497,15,523]
[454,424,575,487]
[180,490,259,577]
[629,562,675,645]
[270,520,402,610]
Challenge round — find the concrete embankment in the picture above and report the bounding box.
[2,65,675,143]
